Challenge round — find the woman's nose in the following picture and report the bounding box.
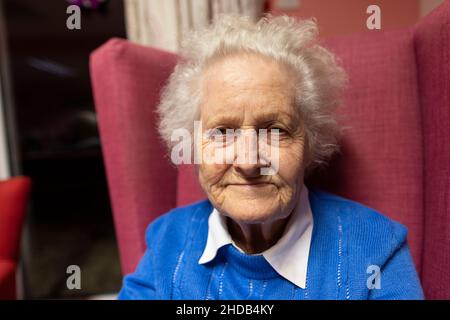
[233,162,266,178]
[232,129,268,177]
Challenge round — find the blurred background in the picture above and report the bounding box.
[0,0,444,299]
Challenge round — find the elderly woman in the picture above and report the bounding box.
[118,15,423,300]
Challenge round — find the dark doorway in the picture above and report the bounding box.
[3,0,126,298]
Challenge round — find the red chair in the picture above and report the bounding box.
[90,2,450,299]
[0,176,31,300]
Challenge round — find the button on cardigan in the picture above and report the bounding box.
[118,188,424,300]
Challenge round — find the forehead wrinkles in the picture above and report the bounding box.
[199,53,298,126]
[201,53,295,92]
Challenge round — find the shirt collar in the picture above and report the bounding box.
[198,184,314,289]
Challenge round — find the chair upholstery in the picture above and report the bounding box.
[0,176,32,300]
[90,1,450,299]
[90,40,178,275]
[414,1,450,300]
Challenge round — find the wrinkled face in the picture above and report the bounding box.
[197,53,308,225]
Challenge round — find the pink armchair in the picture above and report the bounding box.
[90,2,450,299]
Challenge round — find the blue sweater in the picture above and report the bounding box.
[118,188,424,300]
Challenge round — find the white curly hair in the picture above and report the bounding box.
[157,14,347,171]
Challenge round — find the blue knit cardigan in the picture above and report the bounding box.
[118,188,424,300]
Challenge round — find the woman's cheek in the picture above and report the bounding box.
[199,163,228,189]
[278,143,306,184]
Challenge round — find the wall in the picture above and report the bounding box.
[420,0,445,17]
[269,0,421,38]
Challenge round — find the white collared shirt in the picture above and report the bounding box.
[198,184,314,289]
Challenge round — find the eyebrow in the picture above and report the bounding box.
[255,110,296,124]
[204,109,299,128]
[203,114,243,128]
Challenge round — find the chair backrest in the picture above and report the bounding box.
[309,27,424,271]
[179,25,425,269]
[413,0,450,300]
[90,1,449,299]
[175,27,426,270]
[90,39,178,274]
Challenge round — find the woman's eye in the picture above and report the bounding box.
[268,127,285,134]
[209,127,231,140]
[217,127,228,135]
[212,127,230,136]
